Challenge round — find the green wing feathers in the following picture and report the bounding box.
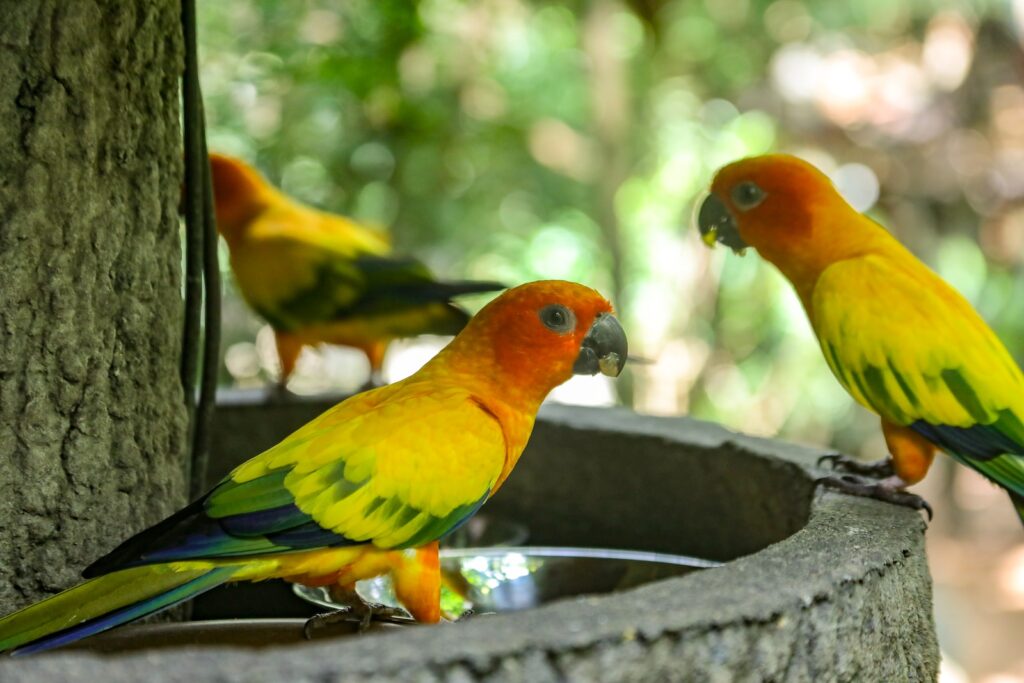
[231,388,507,549]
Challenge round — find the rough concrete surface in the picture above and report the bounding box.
[0,1,187,607]
[0,402,939,682]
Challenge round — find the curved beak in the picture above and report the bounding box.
[696,193,748,254]
[573,313,628,377]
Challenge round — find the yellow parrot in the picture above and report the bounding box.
[210,153,504,386]
[0,280,627,654]
[698,153,1024,523]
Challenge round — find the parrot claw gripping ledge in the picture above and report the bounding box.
[698,153,1024,526]
[816,452,896,479]
[816,474,934,521]
[0,280,627,655]
[302,599,413,638]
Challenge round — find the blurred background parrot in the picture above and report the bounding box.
[0,280,627,655]
[209,153,505,388]
[697,154,1024,525]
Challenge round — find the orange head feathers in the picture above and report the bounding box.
[208,153,279,239]
[697,154,887,295]
[428,280,627,408]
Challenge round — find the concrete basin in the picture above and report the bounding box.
[1,393,938,681]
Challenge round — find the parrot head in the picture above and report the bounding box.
[442,280,628,402]
[695,154,842,266]
[208,153,273,239]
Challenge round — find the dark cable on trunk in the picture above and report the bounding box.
[181,0,220,498]
[192,124,221,498]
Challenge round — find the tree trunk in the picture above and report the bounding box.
[0,1,187,607]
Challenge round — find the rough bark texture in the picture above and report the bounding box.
[1,403,939,681]
[0,1,187,607]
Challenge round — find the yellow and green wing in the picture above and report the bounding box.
[231,209,502,335]
[229,207,383,329]
[811,253,1024,507]
[85,385,506,576]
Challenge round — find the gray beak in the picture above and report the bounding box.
[573,313,628,377]
[697,193,748,253]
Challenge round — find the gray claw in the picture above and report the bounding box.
[815,474,933,521]
[816,453,895,479]
[302,604,413,639]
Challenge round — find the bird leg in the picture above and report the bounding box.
[356,341,389,392]
[817,422,938,519]
[815,473,933,520]
[817,453,895,478]
[302,587,413,639]
[273,329,303,394]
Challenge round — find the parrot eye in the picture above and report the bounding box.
[539,304,576,334]
[732,181,766,210]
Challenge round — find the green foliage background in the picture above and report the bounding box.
[199,0,1024,459]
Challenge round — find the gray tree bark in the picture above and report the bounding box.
[0,1,187,607]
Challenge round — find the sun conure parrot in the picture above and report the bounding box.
[697,153,1024,524]
[0,280,627,655]
[209,153,505,387]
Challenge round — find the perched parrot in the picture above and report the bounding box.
[209,153,505,386]
[0,280,627,655]
[697,153,1024,524]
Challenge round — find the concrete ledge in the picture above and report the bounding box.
[2,397,939,682]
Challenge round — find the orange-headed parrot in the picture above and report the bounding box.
[697,153,1024,523]
[209,153,504,387]
[0,280,627,654]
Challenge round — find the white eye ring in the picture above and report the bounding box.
[731,181,766,210]
[539,304,575,334]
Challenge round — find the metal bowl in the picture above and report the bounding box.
[295,546,719,620]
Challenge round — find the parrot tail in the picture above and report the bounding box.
[383,280,506,336]
[1011,491,1024,529]
[421,280,507,299]
[0,563,237,655]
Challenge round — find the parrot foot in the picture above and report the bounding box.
[816,453,895,478]
[302,603,414,639]
[815,474,933,520]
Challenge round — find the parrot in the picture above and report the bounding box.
[696,153,1024,524]
[0,280,628,655]
[208,153,505,387]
